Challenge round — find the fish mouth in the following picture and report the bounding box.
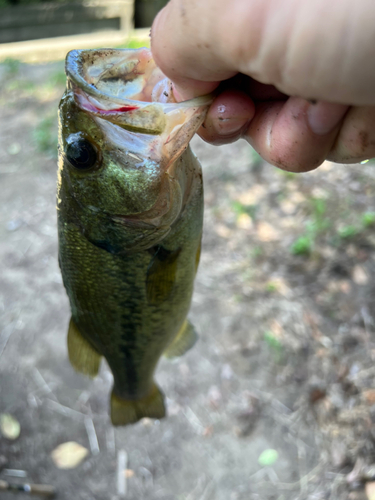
[66,48,213,163]
[66,49,210,239]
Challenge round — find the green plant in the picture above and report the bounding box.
[251,246,263,258]
[264,331,282,353]
[118,36,151,50]
[33,113,58,158]
[291,235,312,255]
[46,70,66,89]
[231,201,257,220]
[290,197,330,255]
[338,225,358,239]
[265,282,278,293]
[258,449,279,467]
[308,197,330,232]
[4,79,35,93]
[2,57,21,77]
[249,148,262,166]
[362,211,375,227]
[279,170,296,180]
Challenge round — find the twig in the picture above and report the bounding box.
[199,478,215,500]
[185,476,206,500]
[32,369,58,402]
[0,320,18,359]
[4,469,27,478]
[349,365,375,381]
[265,467,280,485]
[117,450,128,498]
[106,427,116,455]
[0,480,55,498]
[76,391,90,406]
[276,462,324,490]
[84,417,99,455]
[183,407,205,433]
[46,399,85,420]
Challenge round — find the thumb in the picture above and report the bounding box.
[151,2,234,100]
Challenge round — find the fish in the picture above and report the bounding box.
[57,48,212,426]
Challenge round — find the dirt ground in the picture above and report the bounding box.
[1,58,375,500]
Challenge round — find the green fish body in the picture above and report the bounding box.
[57,49,211,425]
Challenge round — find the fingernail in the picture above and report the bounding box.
[210,95,255,136]
[212,112,251,136]
[307,101,349,135]
[172,80,220,102]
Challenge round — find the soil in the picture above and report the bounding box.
[1,59,375,500]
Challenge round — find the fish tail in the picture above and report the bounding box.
[110,383,166,426]
[67,317,102,377]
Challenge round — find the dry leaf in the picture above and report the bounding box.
[0,414,20,440]
[236,213,253,230]
[279,200,296,215]
[237,185,266,205]
[214,224,232,239]
[289,191,305,204]
[267,277,290,296]
[365,481,375,500]
[141,418,153,426]
[279,216,297,229]
[339,280,351,294]
[353,265,368,285]
[311,188,328,198]
[256,221,280,242]
[319,160,333,171]
[203,425,214,437]
[270,319,284,339]
[363,390,375,405]
[51,441,89,469]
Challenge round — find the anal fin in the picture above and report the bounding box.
[111,383,166,426]
[67,318,101,377]
[164,319,198,359]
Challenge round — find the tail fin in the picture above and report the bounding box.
[67,318,101,377]
[110,383,166,426]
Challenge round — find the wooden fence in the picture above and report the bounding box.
[0,0,134,44]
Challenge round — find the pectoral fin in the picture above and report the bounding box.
[111,383,166,426]
[146,246,181,305]
[67,318,101,377]
[195,239,202,274]
[164,319,198,359]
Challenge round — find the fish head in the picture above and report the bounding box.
[57,48,212,253]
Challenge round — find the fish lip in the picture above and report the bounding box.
[66,49,213,114]
[66,49,212,169]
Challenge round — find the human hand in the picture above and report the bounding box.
[151,0,375,171]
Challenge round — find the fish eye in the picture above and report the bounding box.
[65,137,99,171]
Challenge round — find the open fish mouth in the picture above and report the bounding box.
[65,48,212,233]
[65,48,213,167]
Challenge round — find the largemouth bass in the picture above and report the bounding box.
[57,48,211,426]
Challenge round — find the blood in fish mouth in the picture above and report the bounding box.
[95,105,139,114]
